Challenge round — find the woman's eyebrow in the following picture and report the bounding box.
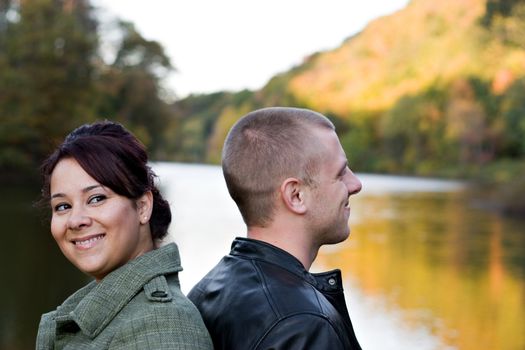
[82,184,103,193]
[50,184,102,199]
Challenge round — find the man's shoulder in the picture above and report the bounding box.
[188,254,257,301]
[188,253,326,316]
[255,259,329,314]
[188,253,350,350]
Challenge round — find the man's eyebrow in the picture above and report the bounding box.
[338,161,348,175]
[50,185,102,199]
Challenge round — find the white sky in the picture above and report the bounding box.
[93,0,410,98]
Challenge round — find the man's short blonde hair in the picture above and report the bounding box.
[222,107,335,227]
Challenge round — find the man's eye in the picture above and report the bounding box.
[88,195,106,205]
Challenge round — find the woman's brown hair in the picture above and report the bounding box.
[40,121,171,239]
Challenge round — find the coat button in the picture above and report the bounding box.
[151,291,168,298]
[328,278,336,286]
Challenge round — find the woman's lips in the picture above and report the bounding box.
[72,233,106,249]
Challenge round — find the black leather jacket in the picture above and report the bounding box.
[188,237,362,350]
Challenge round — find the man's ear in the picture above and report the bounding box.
[137,190,154,225]
[280,178,307,215]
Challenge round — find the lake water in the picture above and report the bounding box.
[1,162,523,350]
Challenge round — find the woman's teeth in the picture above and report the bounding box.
[74,234,105,247]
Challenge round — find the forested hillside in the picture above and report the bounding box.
[173,0,524,169]
[0,0,176,181]
[1,0,524,214]
[170,0,525,215]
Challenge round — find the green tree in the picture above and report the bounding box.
[339,115,380,171]
[380,90,448,174]
[445,79,491,166]
[0,0,98,179]
[483,0,525,47]
[97,20,174,158]
[498,78,525,156]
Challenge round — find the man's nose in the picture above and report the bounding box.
[346,170,362,195]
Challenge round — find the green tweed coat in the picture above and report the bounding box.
[36,243,213,349]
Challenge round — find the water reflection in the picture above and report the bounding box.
[1,163,523,350]
[318,191,525,350]
[0,184,88,350]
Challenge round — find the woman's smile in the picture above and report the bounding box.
[50,158,153,281]
[71,233,106,249]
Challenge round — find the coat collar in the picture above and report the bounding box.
[230,237,344,293]
[54,242,182,338]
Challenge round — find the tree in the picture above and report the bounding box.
[97,20,174,158]
[380,89,448,174]
[445,79,491,166]
[483,0,525,48]
[498,78,525,156]
[0,0,99,179]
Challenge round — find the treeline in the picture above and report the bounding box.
[0,0,177,182]
[1,0,524,215]
[171,68,525,175]
[169,0,525,216]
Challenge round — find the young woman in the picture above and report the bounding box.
[36,121,212,349]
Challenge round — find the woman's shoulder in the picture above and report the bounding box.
[110,275,213,349]
[121,274,203,322]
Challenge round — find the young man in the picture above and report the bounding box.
[188,107,362,349]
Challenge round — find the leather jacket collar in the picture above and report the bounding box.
[230,237,345,294]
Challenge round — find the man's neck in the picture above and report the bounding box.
[247,227,319,270]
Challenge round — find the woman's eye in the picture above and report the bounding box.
[88,195,106,205]
[54,203,70,212]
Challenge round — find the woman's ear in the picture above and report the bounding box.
[280,178,307,215]
[137,191,153,225]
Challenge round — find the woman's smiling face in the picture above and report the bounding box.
[49,157,153,281]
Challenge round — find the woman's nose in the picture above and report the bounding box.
[67,207,92,230]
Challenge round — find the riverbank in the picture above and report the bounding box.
[468,159,525,217]
[3,157,525,219]
[1,162,523,350]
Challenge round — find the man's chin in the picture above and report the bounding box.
[324,231,350,245]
